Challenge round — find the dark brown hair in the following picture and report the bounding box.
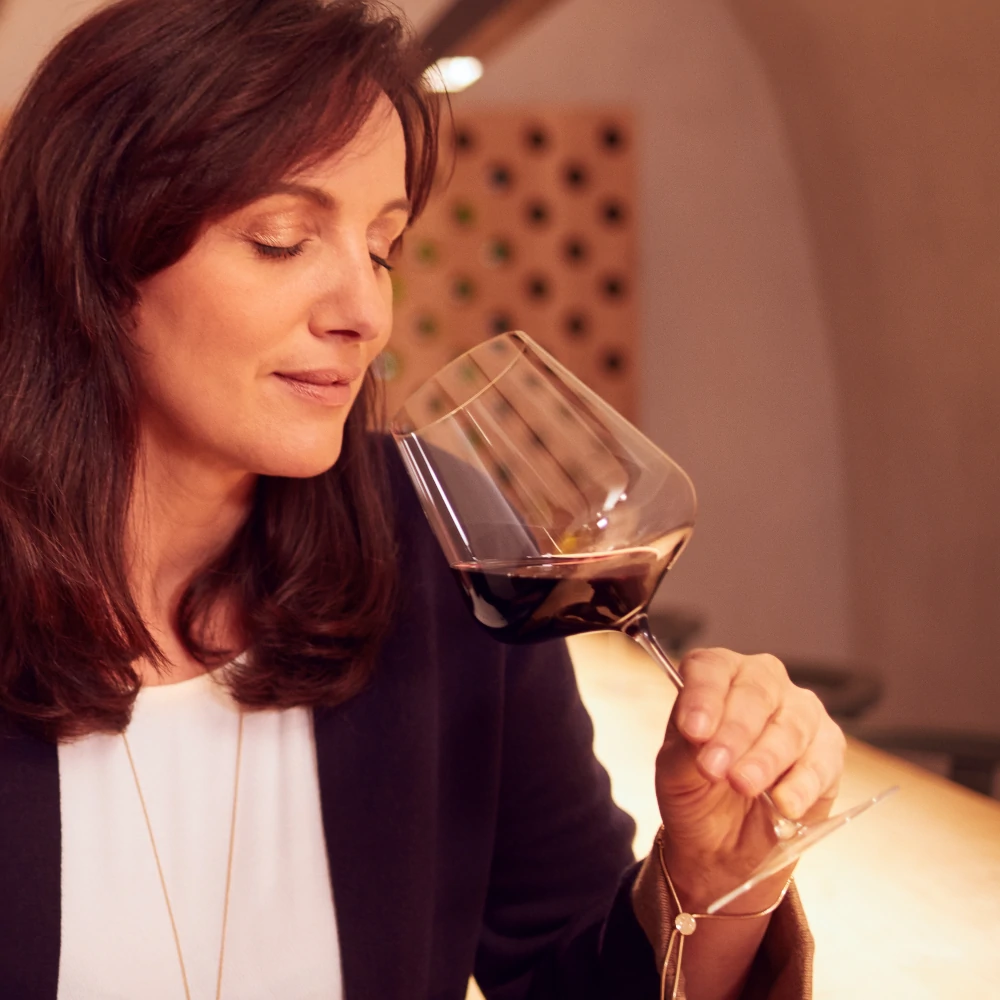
[0,0,439,740]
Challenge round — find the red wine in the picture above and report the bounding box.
[451,529,691,644]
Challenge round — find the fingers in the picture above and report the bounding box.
[672,649,847,817]
[699,668,788,782]
[727,688,824,798]
[674,647,744,742]
[769,718,847,819]
[675,650,788,778]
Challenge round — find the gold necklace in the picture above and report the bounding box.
[122,711,244,1000]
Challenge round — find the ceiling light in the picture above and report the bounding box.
[423,56,484,94]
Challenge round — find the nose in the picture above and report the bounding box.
[307,241,390,344]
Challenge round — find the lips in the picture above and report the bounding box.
[273,366,363,406]
[275,367,363,385]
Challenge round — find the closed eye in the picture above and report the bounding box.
[251,240,392,272]
[252,241,305,260]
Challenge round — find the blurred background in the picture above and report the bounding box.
[2,0,998,790]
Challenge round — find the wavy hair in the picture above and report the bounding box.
[0,0,439,740]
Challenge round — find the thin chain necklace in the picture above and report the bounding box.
[122,710,245,1000]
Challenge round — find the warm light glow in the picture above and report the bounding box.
[423,57,484,94]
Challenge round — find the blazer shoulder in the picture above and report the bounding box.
[0,709,58,771]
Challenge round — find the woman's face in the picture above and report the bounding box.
[131,96,408,480]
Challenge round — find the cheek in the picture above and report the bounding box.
[132,287,278,471]
[135,260,289,395]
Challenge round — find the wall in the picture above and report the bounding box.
[0,0,106,104]
[457,0,1000,730]
[451,0,856,664]
[725,0,1000,731]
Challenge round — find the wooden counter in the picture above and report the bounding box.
[566,632,1000,999]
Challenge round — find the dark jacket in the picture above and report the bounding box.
[0,451,660,999]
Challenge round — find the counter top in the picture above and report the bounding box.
[566,631,1000,1000]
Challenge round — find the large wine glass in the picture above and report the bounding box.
[390,331,895,914]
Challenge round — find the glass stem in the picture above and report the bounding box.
[622,613,685,690]
[620,613,802,841]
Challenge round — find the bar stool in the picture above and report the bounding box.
[860,729,1000,797]
[780,660,884,725]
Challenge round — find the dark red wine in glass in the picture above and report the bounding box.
[453,532,690,644]
[391,331,895,913]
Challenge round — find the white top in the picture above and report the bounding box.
[56,670,343,1000]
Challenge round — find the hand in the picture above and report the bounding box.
[654,648,847,913]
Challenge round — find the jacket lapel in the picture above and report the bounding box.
[0,720,61,999]
[313,634,440,1000]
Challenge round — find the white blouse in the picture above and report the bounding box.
[56,670,343,1000]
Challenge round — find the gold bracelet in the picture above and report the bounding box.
[655,828,793,1000]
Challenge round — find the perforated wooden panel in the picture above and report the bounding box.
[380,108,637,421]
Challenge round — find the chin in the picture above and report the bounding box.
[251,427,347,480]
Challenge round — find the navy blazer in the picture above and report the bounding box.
[0,452,660,999]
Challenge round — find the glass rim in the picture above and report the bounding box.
[388,330,533,438]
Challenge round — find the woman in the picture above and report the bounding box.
[0,1,844,997]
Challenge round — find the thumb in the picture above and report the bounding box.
[656,717,715,801]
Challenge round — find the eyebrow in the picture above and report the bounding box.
[269,183,411,218]
[271,182,334,209]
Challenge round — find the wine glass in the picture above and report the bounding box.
[390,331,896,914]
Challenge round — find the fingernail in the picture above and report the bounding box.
[683,710,711,740]
[737,762,764,794]
[700,746,731,778]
